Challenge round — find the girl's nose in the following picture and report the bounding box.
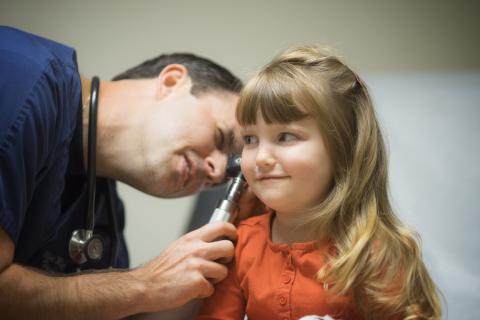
[255,144,276,171]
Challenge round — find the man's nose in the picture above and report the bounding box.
[204,151,228,185]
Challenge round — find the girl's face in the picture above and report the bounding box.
[240,114,333,216]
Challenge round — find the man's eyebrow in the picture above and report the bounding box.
[217,125,241,154]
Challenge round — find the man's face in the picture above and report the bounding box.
[139,86,241,198]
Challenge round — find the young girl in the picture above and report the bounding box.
[197,45,442,320]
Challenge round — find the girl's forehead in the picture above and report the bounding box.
[240,114,315,130]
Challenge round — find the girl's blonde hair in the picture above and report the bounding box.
[236,45,442,319]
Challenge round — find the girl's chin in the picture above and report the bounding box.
[259,199,289,213]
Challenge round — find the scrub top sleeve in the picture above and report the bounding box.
[0,72,60,244]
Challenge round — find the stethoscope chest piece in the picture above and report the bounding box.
[69,229,104,264]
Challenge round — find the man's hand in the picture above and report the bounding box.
[131,221,237,312]
[0,222,236,319]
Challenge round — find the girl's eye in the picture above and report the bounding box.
[243,135,258,145]
[278,132,297,142]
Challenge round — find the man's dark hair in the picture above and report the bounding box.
[112,53,242,96]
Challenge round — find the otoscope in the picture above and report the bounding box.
[209,154,247,223]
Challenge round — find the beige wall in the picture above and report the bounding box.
[1,0,479,268]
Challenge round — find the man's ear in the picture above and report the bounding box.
[155,64,189,99]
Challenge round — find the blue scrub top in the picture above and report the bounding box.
[0,26,129,272]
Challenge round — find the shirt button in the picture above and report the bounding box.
[286,255,294,270]
[282,274,291,284]
[278,295,287,305]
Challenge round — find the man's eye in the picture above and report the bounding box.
[243,135,258,145]
[216,128,225,150]
[278,132,297,142]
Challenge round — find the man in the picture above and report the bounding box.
[0,26,243,318]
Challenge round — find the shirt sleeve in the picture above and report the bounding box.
[0,71,59,243]
[196,259,246,320]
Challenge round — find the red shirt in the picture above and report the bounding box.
[198,213,364,320]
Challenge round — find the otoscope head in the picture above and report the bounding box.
[209,154,247,223]
[226,154,242,178]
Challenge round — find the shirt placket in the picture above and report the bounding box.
[277,251,296,320]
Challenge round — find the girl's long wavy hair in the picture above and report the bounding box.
[236,45,442,319]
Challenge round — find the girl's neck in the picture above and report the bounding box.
[271,210,319,245]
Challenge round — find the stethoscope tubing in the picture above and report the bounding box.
[86,76,99,231]
[71,76,119,268]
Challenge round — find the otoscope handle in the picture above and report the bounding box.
[209,154,246,224]
[209,175,246,224]
[209,200,236,223]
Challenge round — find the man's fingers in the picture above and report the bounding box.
[187,259,228,299]
[202,239,235,263]
[193,276,215,299]
[199,260,229,285]
[187,221,237,243]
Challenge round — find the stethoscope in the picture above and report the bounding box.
[68,76,119,267]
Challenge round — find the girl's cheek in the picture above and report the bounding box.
[240,152,255,181]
